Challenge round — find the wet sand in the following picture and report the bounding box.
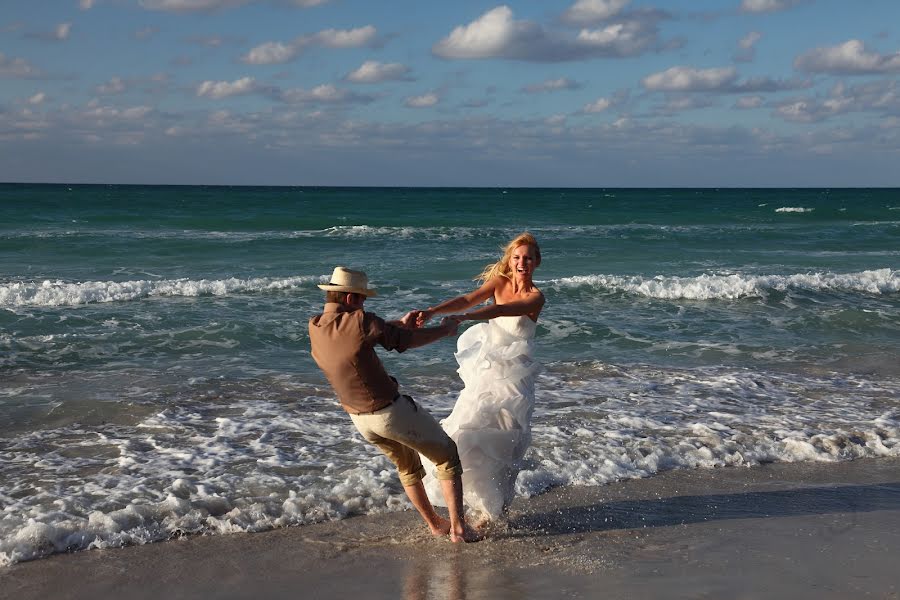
[3,458,899,599]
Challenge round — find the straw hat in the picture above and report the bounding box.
[317,266,378,297]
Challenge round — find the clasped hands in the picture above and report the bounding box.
[398,309,463,333]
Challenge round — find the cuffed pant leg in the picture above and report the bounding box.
[384,396,462,480]
[350,412,426,486]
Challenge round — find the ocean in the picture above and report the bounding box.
[1,184,898,565]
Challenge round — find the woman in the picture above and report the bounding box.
[417,232,545,525]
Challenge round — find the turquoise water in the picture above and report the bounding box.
[1,184,898,564]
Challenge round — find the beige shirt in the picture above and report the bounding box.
[309,303,413,414]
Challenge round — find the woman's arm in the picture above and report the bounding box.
[416,278,499,326]
[452,291,545,322]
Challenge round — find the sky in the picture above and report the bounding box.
[1,0,899,187]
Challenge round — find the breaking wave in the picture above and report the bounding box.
[550,268,899,300]
[0,275,320,308]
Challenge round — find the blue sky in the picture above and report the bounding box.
[1,0,898,186]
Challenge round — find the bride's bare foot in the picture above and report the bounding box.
[449,525,484,543]
[429,515,451,537]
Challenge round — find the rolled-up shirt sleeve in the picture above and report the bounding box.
[364,312,413,352]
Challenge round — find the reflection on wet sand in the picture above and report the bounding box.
[402,549,534,600]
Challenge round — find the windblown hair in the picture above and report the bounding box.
[476,232,541,282]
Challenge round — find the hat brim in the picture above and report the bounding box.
[317,284,378,297]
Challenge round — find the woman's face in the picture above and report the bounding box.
[509,244,538,279]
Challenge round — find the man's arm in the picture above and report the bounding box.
[386,310,418,328]
[406,318,458,349]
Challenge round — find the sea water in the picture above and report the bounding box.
[1,185,898,564]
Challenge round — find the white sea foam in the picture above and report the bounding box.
[4,221,851,243]
[549,268,900,300]
[0,365,897,566]
[515,365,900,499]
[775,207,814,213]
[0,275,320,308]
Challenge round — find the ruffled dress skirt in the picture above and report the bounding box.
[422,315,539,520]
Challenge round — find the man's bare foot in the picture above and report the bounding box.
[429,515,451,537]
[449,526,484,543]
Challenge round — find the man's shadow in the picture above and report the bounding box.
[508,481,900,537]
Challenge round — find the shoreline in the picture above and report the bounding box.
[3,457,899,599]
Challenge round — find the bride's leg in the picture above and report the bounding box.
[403,481,451,536]
[439,476,483,543]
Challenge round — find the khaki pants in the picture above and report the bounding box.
[350,395,462,487]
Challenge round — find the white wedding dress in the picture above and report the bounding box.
[422,315,539,520]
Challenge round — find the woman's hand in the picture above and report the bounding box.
[397,310,420,328]
[415,309,434,328]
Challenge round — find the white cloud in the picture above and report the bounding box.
[121,106,153,119]
[139,0,249,12]
[774,100,816,122]
[28,92,46,105]
[209,109,231,124]
[274,84,371,105]
[643,66,737,91]
[522,77,579,93]
[309,84,343,101]
[317,26,376,48]
[734,31,761,62]
[80,0,96,9]
[739,31,762,50]
[794,39,900,75]
[84,104,153,121]
[739,0,802,13]
[97,77,126,95]
[139,0,332,11]
[346,61,411,83]
[243,42,298,65]
[433,6,517,59]
[433,5,659,61]
[405,93,439,108]
[654,96,715,114]
[135,27,158,40]
[576,22,652,55]
[0,53,39,78]
[583,97,612,112]
[55,23,72,40]
[546,114,567,126]
[773,79,899,123]
[196,77,256,99]
[562,0,630,25]
[25,23,73,42]
[643,66,806,95]
[242,26,378,65]
[735,95,763,109]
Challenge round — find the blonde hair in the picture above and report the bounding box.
[476,232,542,282]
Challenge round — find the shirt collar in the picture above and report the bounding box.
[323,302,359,314]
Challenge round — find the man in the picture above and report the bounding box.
[309,266,478,543]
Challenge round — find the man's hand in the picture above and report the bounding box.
[439,316,459,336]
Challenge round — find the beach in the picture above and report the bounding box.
[3,457,899,599]
[1,186,898,592]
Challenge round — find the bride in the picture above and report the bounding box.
[416,232,544,524]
